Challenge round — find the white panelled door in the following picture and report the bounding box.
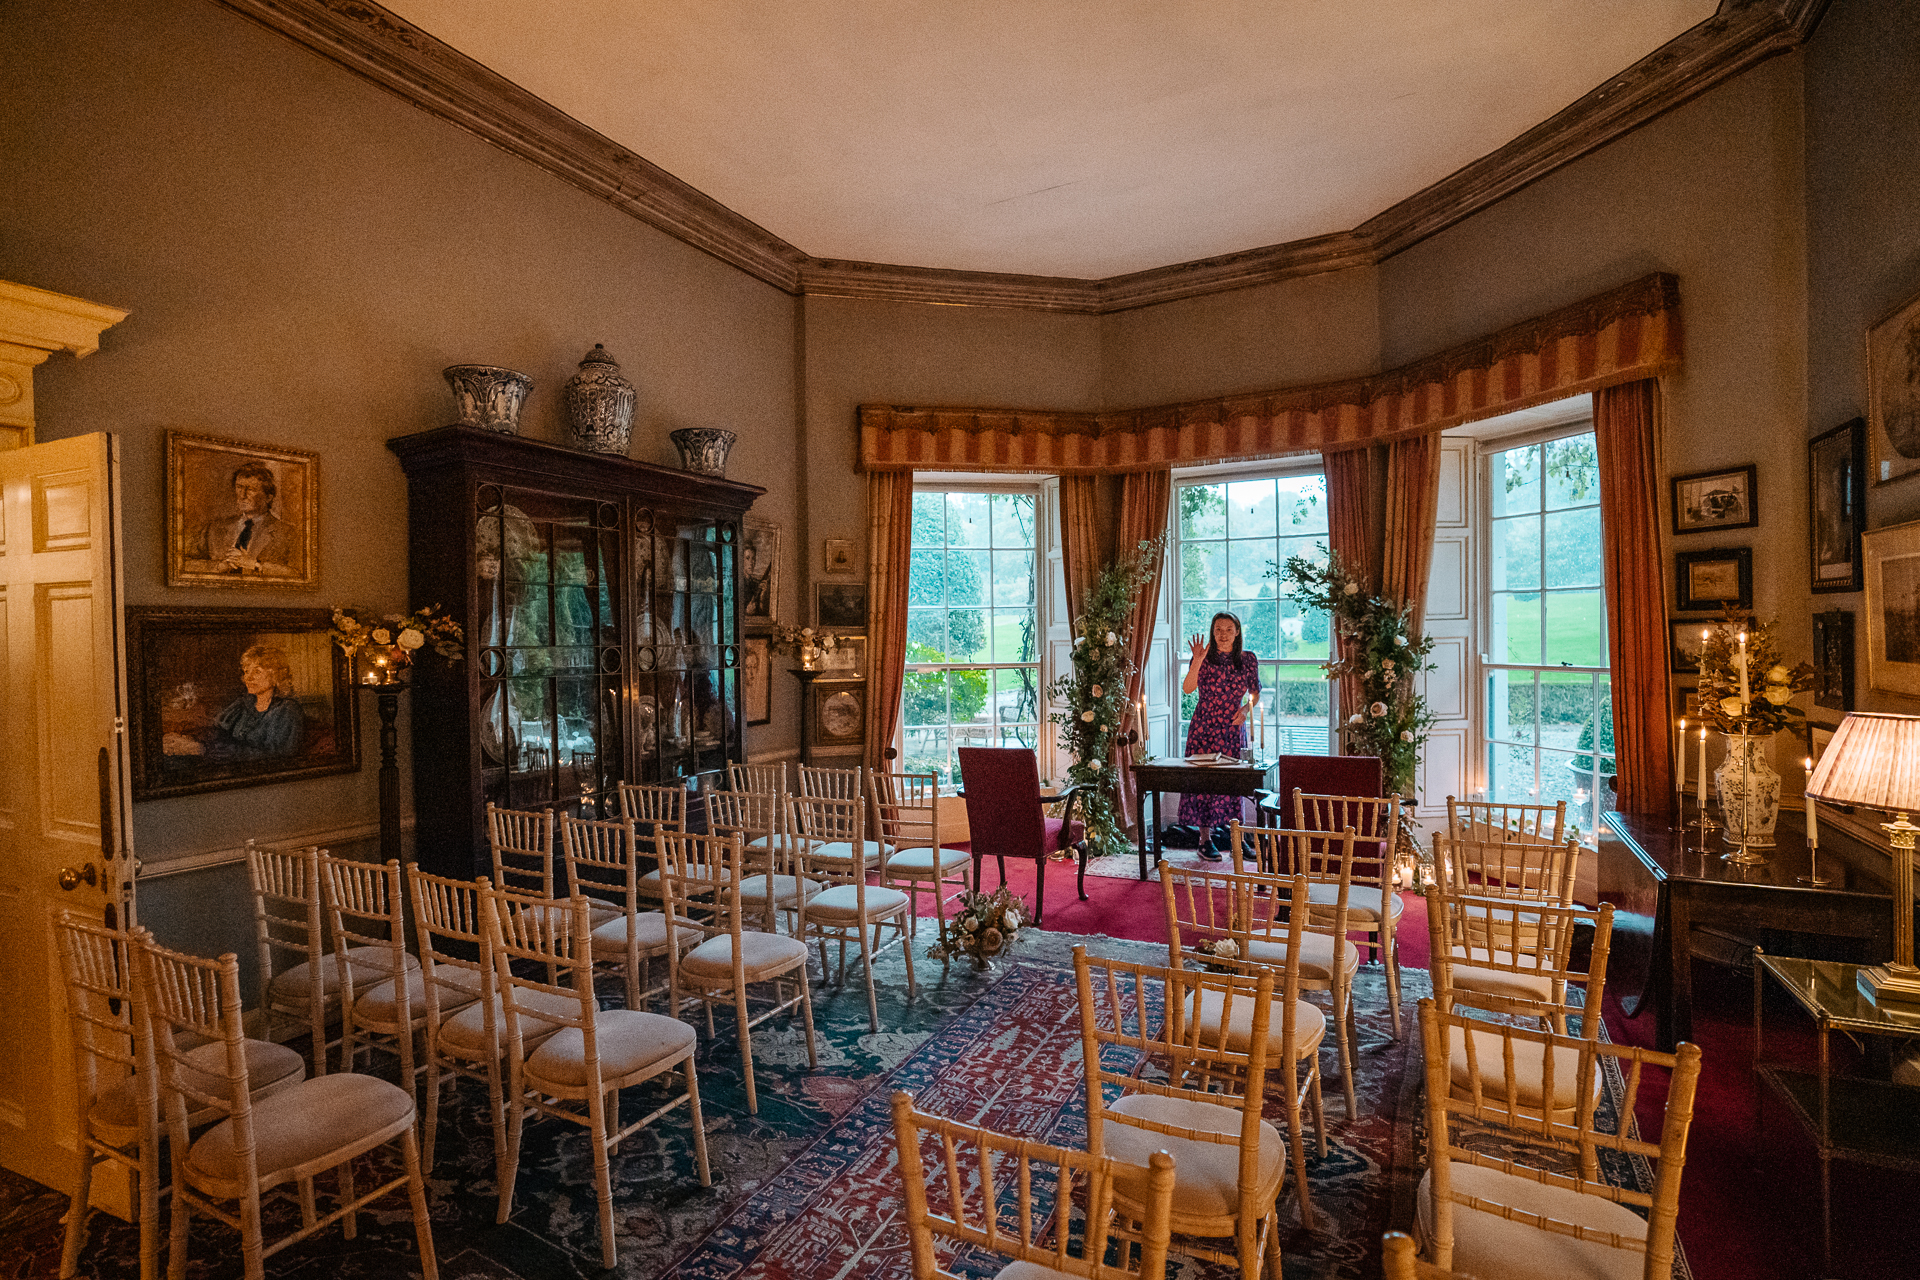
[1417,438,1475,822]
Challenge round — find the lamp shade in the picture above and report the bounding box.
[1805,712,1920,812]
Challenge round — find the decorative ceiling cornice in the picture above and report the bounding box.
[216,0,1827,316]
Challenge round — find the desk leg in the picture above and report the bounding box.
[1819,1023,1832,1274]
[1662,888,1693,1052]
[1137,789,1150,880]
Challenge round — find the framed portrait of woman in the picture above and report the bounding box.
[127,606,360,800]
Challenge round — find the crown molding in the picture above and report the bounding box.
[216,0,1826,314]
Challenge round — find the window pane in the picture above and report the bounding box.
[946,609,988,662]
[1182,601,1219,649]
[1236,601,1276,659]
[1488,670,1537,745]
[948,550,989,606]
[1227,479,1277,539]
[1543,434,1600,510]
[946,492,989,546]
[1278,595,1329,661]
[908,549,944,606]
[994,668,1038,725]
[1491,444,1541,517]
[991,609,1035,662]
[903,671,948,727]
[912,492,946,544]
[1182,541,1226,601]
[1278,475,1328,534]
[1270,671,1330,753]
[906,609,946,660]
[999,724,1038,755]
[1228,539,1277,601]
[1487,742,1540,804]
[1542,509,1601,587]
[1492,516,1540,591]
[1538,673,1593,756]
[1180,484,1227,539]
[948,670,992,725]
[1276,534,1327,578]
[1544,590,1605,666]
[990,492,1034,547]
[1494,592,1542,665]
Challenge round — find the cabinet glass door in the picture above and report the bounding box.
[633,510,739,789]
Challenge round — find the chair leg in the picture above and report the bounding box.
[1033,857,1046,926]
[736,976,759,1115]
[1334,981,1359,1120]
[239,1181,268,1280]
[798,967,819,1068]
[497,1061,525,1224]
[339,1158,359,1240]
[858,922,880,1032]
[166,1147,191,1280]
[1382,908,1403,1041]
[587,1088,618,1269]
[138,1141,162,1280]
[684,1053,712,1185]
[423,1057,443,1169]
[401,1126,439,1280]
[899,912,917,998]
[1077,842,1089,901]
[58,1135,92,1280]
[1288,1083,1316,1232]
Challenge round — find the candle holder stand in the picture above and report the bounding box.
[1797,846,1833,886]
[1687,810,1721,855]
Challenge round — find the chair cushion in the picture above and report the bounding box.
[1305,883,1403,926]
[806,883,910,922]
[738,874,823,905]
[1447,946,1557,1005]
[437,988,582,1058]
[805,840,884,867]
[1181,987,1326,1061]
[680,931,810,980]
[1416,1161,1648,1280]
[883,845,972,877]
[525,1009,697,1088]
[1447,1028,1602,1116]
[93,1038,307,1147]
[1104,1093,1285,1220]
[267,946,419,1004]
[995,1263,1084,1280]
[186,1072,412,1188]
[354,964,486,1025]
[1243,932,1359,983]
[517,900,621,930]
[1042,817,1086,850]
[591,910,702,954]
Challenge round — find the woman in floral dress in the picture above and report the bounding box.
[1180,612,1261,861]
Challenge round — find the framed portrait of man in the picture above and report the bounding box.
[166,431,318,588]
[742,518,778,631]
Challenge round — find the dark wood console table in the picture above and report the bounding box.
[1601,809,1895,1051]
[1129,756,1275,880]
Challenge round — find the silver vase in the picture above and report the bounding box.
[444,365,532,434]
[564,344,636,454]
[670,427,737,476]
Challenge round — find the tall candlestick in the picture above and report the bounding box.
[1804,757,1819,848]
[1737,631,1751,707]
[1696,727,1707,813]
[1677,718,1688,794]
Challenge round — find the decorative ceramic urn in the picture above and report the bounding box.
[443,365,532,434]
[670,427,738,476]
[563,344,636,454]
[1715,732,1781,847]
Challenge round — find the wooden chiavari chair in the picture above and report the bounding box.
[560,812,702,1009]
[791,791,915,1031]
[1293,789,1405,1038]
[873,767,973,939]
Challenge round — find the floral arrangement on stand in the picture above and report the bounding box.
[330,605,464,684]
[1047,538,1165,860]
[1694,609,1815,736]
[769,623,840,671]
[928,885,1027,966]
[1275,548,1437,799]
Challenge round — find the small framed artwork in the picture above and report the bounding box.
[1809,418,1867,593]
[742,635,772,726]
[1670,465,1757,535]
[166,431,318,588]
[1812,610,1855,712]
[1867,285,1920,487]
[127,606,359,801]
[1864,519,1920,697]
[816,581,869,629]
[741,519,779,632]
[818,635,866,677]
[1669,620,1708,675]
[823,537,856,576]
[1674,547,1752,612]
[812,679,865,749]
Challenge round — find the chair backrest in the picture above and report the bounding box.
[559,813,643,920]
[488,802,556,899]
[873,769,944,852]
[788,792,871,883]
[317,853,412,998]
[246,839,324,991]
[1293,790,1400,890]
[407,866,496,1033]
[729,760,787,795]
[1158,860,1328,996]
[1228,820,1356,890]
[1074,946,1273,1189]
[1446,795,1566,846]
[1435,834,1578,906]
[890,1090,1177,1280]
[1426,885,1613,1033]
[1272,754,1381,809]
[657,830,747,987]
[129,930,257,1172]
[479,885,600,1069]
[1418,998,1702,1279]
[956,747,1045,862]
[614,781,686,833]
[53,913,146,1129]
[707,786,788,877]
[798,763,864,800]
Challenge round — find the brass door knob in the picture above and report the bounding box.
[57,863,99,892]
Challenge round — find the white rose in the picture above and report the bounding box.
[1763,687,1791,705]
[372,628,392,645]
[1081,710,1095,722]
[1004,910,1021,930]
[1347,713,1364,725]
[1396,636,1409,647]
[1090,759,1103,771]
[1400,730,1413,742]
[1344,583,1360,595]
[1213,938,1239,959]
[1767,665,1792,684]
[1106,631,1117,645]
[397,628,425,650]
[1370,702,1388,717]
[1720,696,1747,717]
[963,917,978,932]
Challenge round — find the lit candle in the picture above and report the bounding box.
[1736,631,1750,707]
[1676,718,1687,794]
[1697,727,1708,812]
[1805,756,1819,849]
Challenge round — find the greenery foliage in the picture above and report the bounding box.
[1695,608,1815,736]
[1274,548,1436,798]
[1047,537,1165,858]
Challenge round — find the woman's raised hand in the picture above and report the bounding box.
[1188,633,1208,662]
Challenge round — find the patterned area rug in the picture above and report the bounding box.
[0,931,1678,1279]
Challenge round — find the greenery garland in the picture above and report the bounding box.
[1047,538,1165,859]
[1274,547,1436,799]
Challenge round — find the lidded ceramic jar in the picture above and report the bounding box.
[563,344,636,454]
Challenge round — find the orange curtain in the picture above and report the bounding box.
[1595,379,1674,818]
[1112,470,1171,830]
[1323,446,1376,722]
[1059,475,1104,623]
[863,470,915,770]
[1381,432,1443,635]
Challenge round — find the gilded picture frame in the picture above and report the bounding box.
[1670,464,1757,535]
[742,635,772,726]
[1674,547,1752,612]
[166,430,318,589]
[1863,519,1920,698]
[1809,418,1868,593]
[1868,286,1920,487]
[812,679,865,749]
[742,518,778,632]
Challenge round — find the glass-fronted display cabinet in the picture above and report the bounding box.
[390,427,762,879]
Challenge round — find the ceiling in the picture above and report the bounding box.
[379,0,1716,280]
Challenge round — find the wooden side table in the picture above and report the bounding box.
[1128,756,1275,879]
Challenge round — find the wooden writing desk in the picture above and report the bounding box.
[1129,756,1275,880]
[1601,809,1896,1051]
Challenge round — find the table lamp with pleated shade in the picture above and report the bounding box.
[1806,712,1920,1004]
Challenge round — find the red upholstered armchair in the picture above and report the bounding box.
[956,747,1089,926]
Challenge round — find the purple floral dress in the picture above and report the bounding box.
[1179,651,1261,828]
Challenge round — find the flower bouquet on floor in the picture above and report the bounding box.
[928,885,1028,967]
